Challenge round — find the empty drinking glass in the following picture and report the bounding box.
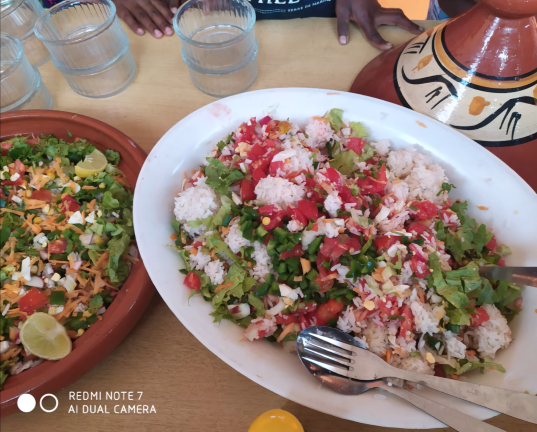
[0,0,50,66]
[34,0,136,98]
[1,33,53,112]
[173,0,258,97]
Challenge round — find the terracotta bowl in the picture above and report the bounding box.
[0,110,155,417]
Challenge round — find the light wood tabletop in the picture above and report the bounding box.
[3,17,530,432]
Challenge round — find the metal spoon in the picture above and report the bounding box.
[297,330,505,432]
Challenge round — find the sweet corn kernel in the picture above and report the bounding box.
[93,235,102,244]
[22,180,28,188]
[48,172,55,180]
[262,217,271,226]
[77,329,85,336]
[82,311,92,318]
[25,190,32,198]
[31,265,38,273]
[99,183,106,189]
[33,216,43,224]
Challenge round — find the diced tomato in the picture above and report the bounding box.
[31,189,52,203]
[251,167,267,183]
[307,189,325,204]
[258,116,272,126]
[240,179,256,201]
[2,159,25,185]
[279,244,304,260]
[287,206,308,226]
[48,239,68,254]
[339,185,362,206]
[297,200,319,221]
[61,195,80,214]
[192,241,203,248]
[18,287,48,314]
[269,160,284,176]
[355,164,387,195]
[347,137,365,155]
[410,200,438,220]
[1,142,13,156]
[399,305,414,336]
[265,120,280,137]
[378,295,398,316]
[320,237,348,261]
[261,208,287,230]
[323,168,342,189]
[299,314,310,330]
[259,205,277,215]
[275,314,300,325]
[485,235,497,251]
[434,364,447,378]
[374,234,399,252]
[498,259,506,267]
[327,299,345,314]
[406,223,429,237]
[314,273,335,292]
[0,188,5,199]
[247,143,266,160]
[410,255,431,278]
[470,307,490,326]
[235,118,257,143]
[184,272,200,291]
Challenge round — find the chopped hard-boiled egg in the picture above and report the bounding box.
[68,211,85,225]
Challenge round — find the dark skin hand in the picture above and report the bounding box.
[113,0,184,38]
[438,0,478,18]
[335,0,423,50]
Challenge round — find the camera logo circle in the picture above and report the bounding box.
[40,394,59,413]
[17,394,36,413]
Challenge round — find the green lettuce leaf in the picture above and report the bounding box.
[329,150,358,175]
[457,360,506,375]
[104,232,130,285]
[248,292,265,316]
[358,143,375,162]
[349,121,369,138]
[205,234,242,264]
[104,149,120,166]
[446,308,471,326]
[326,108,343,131]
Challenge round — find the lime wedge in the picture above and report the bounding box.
[20,313,72,360]
[75,149,107,178]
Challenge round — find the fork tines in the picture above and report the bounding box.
[300,334,355,377]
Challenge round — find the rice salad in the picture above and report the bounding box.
[171,110,521,379]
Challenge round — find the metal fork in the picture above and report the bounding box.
[297,326,537,424]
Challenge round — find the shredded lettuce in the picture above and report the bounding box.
[349,121,369,138]
[329,150,358,175]
[326,108,344,131]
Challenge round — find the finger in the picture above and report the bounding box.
[152,0,175,25]
[335,4,351,45]
[378,9,423,35]
[353,12,392,50]
[169,0,181,14]
[138,1,172,37]
[117,7,145,36]
[127,3,163,38]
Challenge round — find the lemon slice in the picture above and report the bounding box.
[75,149,108,178]
[20,313,72,360]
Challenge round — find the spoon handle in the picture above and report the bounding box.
[393,368,537,424]
[376,382,505,432]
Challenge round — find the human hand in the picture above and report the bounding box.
[113,0,179,38]
[335,0,423,50]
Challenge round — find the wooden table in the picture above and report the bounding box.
[4,18,528,432]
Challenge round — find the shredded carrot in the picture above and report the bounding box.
[87,199,96,211]
[277,323,296,343]
[80,266,101,275]
[381,192,394,201]
[53,158,67,182]
[214,282,234,292]
[1,208,25,216]
[0,347,22,361]
[66,224,84,235]
[169,233,177,240]
[93,273,103,294]
[311,223,318,232]
[418,288,425,303]
[386,349,392,363]
[476,205,489,211]
[190,248,198,256]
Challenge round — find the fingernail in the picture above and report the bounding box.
[136,28,144,35]
[419,26,424,31]
[171,7,178,13]
[339,36,347,45]
[165,26,173,36]
[155,30,163,38]
[385,43,393,49]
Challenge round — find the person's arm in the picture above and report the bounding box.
[438,0,477,18]
[113,0,182,38]
[335,0,423,50]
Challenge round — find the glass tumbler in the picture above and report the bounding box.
[34,0,136,98]
[1,33,53,112]
[173,0,258,98]
[0,0,50,66]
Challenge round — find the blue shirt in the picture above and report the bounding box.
[249,0,336,19]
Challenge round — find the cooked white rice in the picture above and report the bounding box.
[254,176,306,208]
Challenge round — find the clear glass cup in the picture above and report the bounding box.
[0,33,53,112]
[173,0,258,98]
[34,0,136,98]
[0,0,50,66]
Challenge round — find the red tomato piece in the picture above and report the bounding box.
[19,287,49,314]
[61,195,80,214]
[279,244,305,260]
[323,168,342,188]
[485,235,497,251]
[316,301,342,323]
[2,159,25,185]
[31,189,52,203]
[399,305,414,336]
[1,142,13,156]
[374,235,399,252]
[299,314,310,330]
[347,137,365,155]
[410,200,438,220]
[48,239,68,254]
[251,167,267,183]
[258,116,272,126]
[240,179,256,202]
[355,164,387,195]
[410,255,431,278]
[269,160,284,176]
[297,200,319,221]
[247,143,266,160]
[294,303,317,315]
[259,205,277,215]
[320,237,348,261]
[434,364,447,378]
[287,206,308,226]
[275,314,300,325]
[498,259,506,267]
[470,307,490,326]
[406,223,429,237]
[260,208,286,230]
[185,272,200,291]
[378,295,398,316]
[339,185,362,206]
[326,299,345,314]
